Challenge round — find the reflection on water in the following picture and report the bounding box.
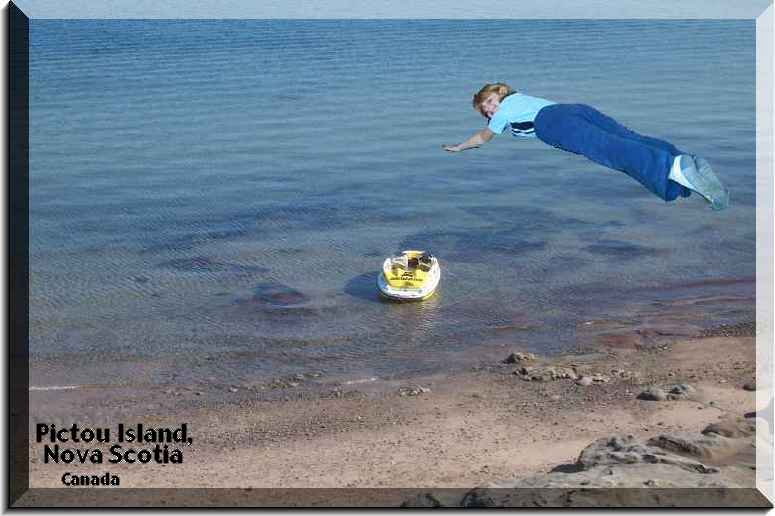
[344,271,382,303]
[29,20,755,385]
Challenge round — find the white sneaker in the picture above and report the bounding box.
[669,154,730,210]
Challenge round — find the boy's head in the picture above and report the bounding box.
[473,82,515,119]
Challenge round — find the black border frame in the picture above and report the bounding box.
[7,0,29,508]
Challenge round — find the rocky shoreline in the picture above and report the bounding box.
[395,336,767,506]
[403,417,763,507]
[25,314,771,507]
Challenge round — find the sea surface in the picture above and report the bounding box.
[29,20,756,387]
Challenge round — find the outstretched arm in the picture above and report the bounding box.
[443,128,496,152]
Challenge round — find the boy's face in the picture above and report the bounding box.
[480,93,501,119]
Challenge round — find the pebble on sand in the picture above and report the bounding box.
[517,366,577,382]
[637,384,696,402]
[503,352,537,364]
[637,387,668,401]
[666,384,696,400]
[399,385,430,397]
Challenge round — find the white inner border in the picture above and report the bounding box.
[756,2,774,505]
[8,0,775,20]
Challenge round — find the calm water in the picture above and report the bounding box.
[29,20,756,385]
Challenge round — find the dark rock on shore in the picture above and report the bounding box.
[401,426,762,507]
[503,352,536,364]
[637,384,696,401]
[702,419,756,439]
[516,366,577,382]
[667,384,696,400]
[398,385,430,397]
[637,387,668,401]
[577,434,719,473]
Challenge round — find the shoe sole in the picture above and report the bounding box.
[681,155,730,210]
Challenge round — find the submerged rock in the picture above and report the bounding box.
[240,281,309,307]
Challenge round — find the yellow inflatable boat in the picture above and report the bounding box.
[377,250,440,301]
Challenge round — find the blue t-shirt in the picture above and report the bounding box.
[487,93,556,138]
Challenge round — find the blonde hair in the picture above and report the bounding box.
[473,82,516,117]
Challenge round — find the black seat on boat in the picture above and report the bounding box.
[417,252,433,272]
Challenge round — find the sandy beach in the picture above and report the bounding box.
[23,284,770,507]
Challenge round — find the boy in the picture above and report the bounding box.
[443,83,729,210]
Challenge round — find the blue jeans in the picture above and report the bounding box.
[533,104,691,201]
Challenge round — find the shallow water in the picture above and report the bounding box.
[29,20,756,385]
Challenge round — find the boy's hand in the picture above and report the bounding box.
[443,129,492,152]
